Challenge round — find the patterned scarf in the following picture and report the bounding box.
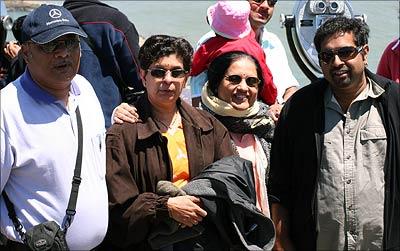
[201,83,275,141]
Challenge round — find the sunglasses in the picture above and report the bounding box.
[225,75,261,87]
[35,38,80,54]
[148,68,187,79]
[319,46,363,64]
[251,0,278,6]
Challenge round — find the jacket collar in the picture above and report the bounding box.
[309,69,386,133]
[63,0,111,9]
[64,0,102,5]
[365,68,391,91]
[135,94,213,140]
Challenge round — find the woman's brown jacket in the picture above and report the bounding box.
[104,95,235,249]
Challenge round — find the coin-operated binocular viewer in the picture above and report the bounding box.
[280,0,366,81]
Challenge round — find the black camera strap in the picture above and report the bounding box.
[1,192,25,241]
[63,105,83,232]
[1,105,84,240]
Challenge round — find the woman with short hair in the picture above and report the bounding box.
[104,35,235,250]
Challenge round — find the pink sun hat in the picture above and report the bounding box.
[207,1,251,40]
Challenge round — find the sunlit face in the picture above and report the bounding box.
[319,31,369,93]
[217,57,259,111]
[248,0,275,30]
[22,34,81,91]
[141,54,188,110]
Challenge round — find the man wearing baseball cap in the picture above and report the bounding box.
[0,4,108,250]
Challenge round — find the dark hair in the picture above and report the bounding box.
[138,35,193,72]
[11,15,26,43]
[207,51,264,96]
[314,16,369,53]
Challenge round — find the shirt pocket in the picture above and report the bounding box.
[90,131,106,179]
[360,126,387,168]
[360,126,387,141]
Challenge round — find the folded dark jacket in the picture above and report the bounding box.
[148,156,275,250]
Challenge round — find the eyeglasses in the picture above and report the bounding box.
[148,68,187,79]
[35,38,80,54]
[225,75,261,87]
[318,46,363,64]
[251,0,278,7]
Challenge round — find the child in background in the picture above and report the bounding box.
[190,1,277,106]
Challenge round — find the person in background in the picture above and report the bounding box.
[11,15,26,44]
[63,0,144,128]
[3,15,26,84]
[0,4,108,249]
[268,16,400,250]
[0,0,12,88]
[3,41,20,63]
[248,0,299,119]
[103,35,235,250]
[201,51,275,217]
[0,32,9,88]
[190,1,277,109]
[192,0,299,121]
[377,37,399,83]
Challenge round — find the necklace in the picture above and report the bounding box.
[154,111,181,131]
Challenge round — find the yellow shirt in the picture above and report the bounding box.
[162,126,189,188]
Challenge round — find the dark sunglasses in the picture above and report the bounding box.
[35,38,80,54]
[251,0,278,6]
[319,46,363,64]
[148,68,187,78]
[225,75,261,87]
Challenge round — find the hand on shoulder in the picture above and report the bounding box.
[112,102,139,124]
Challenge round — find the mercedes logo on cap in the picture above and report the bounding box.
[49,9,62,19]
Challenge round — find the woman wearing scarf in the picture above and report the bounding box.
[201,51,275,217]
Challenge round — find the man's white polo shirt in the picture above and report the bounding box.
[0,70,108,250]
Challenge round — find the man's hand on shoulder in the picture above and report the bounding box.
[112,102,139,124]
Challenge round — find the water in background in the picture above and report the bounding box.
[7,1,400,86]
